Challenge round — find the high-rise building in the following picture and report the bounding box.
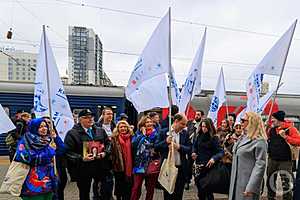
[0,49,37,82]
[68,26,112,86]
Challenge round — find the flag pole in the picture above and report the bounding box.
[43,25,57,175]
[167,7,172,132]
[222,67,229,118]
[266,20,297,122]
[43,25,53,128]
[184,27,207,115]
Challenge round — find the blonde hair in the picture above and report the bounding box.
[112,120,133,137]
[245,112,267,140]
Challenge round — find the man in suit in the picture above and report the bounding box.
[185,110,204,189]
[155,113,191,200]
[64,109,111,200]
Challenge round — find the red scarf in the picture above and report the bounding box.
[145,128,154,137]
[118,133,132,177]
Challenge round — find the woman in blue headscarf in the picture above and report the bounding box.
[14,118,65,200]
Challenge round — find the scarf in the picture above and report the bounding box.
[24,118,51,150]
[145,128,156,139]
[119,133,132,177]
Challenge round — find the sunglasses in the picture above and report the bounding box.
[240,118,248,123]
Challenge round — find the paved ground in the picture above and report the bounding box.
[0,156,278,200]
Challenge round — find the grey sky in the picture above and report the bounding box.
[0,0,300,94]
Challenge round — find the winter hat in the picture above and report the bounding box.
[272,111,285,122]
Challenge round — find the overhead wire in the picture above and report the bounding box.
[2,0,300,40]
[1,0,300,78]
[2,38,300,72]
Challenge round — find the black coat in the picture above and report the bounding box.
[154,129,192,178]
[192,133,224,165]
[64,124,112,181]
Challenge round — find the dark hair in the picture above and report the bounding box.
[199,118,215,138]
[148,112,159,118]
[206,118,216,136]
[197,110,205,116]
[102,107,113,115]
[173,113,184,121]
[171,105,179,116]
[226,113,236,122]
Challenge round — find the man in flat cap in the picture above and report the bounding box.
[64,109,111,200]
[267,111,300,200]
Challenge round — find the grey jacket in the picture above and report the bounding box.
[228,135,267,200]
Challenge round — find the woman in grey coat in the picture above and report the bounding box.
[229,111,267,200]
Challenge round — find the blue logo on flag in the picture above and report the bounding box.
[209,96,219,112]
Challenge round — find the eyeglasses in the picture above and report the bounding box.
[240,118,248,123]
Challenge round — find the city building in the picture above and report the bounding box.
[0,48,37,82]
[68,26,112,86]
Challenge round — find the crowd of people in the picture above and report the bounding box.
[3,106,300,200]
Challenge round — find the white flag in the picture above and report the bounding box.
[179,28,206,112]
[125,10,170,97]
[207,67,226,125]
[255,20,297,76]
[235,107,246,125]
[126,74,169,113]
[257,88,276,114]
[236,88,276,124]
[0,104,15,134]
[34,28,74,140]
[170,66,180,106]
[246,72,264,112]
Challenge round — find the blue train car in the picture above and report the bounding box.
[0,81,138,155]
[0,81,127,119]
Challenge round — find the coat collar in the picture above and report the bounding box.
[234,135,252,152]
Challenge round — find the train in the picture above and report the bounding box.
[0,80,300,155]
[1,80,300,126]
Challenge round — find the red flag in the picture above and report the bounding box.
[263,99,279,115]
[185,104,196,121]
[162,107,169,120]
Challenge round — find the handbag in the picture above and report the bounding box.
[197,162,231,194]
[146,159,161,175]
[0,158,30,196]
[158,143,178,194]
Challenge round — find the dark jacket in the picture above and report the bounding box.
[155,129,192,177]
[187,120,200,143]
[268,127,292,161]
[64,123,112,181]
[192,133,224,165]
[6,118,28,150]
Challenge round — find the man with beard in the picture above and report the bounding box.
[185,110,204,190]
[267,111,300,200]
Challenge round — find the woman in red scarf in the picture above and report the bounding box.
[131,116,160,200]
[111,120,133,200]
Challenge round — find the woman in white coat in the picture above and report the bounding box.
[229,112,267,200]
